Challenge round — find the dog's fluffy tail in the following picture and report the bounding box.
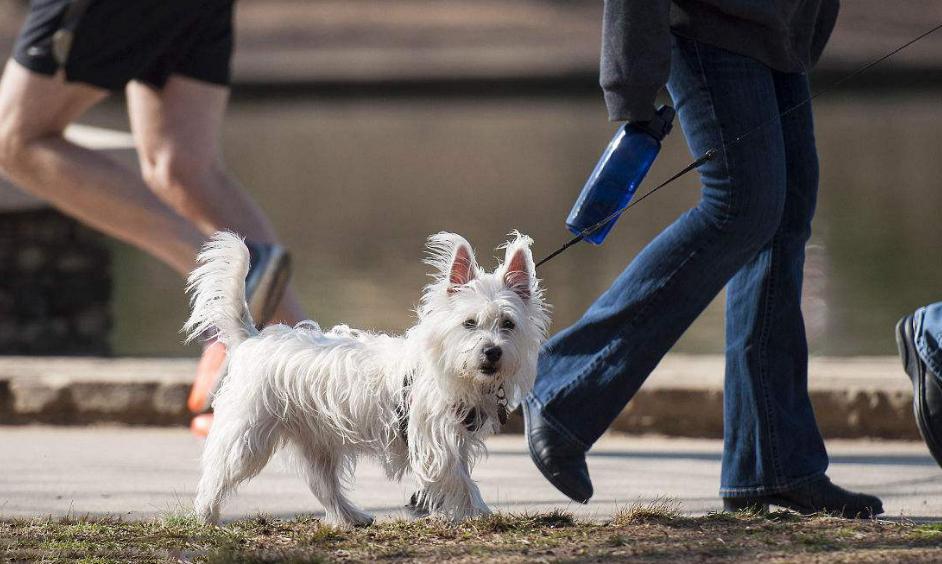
[183,231,257,348]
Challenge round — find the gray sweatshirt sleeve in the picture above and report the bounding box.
[600,0,672,122]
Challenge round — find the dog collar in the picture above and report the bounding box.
[395,372,508,447]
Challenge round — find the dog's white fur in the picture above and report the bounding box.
[187,231,549,526]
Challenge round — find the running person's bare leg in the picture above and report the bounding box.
[0,61,205,276]
[127,75,305,324]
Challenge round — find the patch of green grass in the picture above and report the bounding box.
[794,531,839,551]
[911,523,942,540]
[298,522,343,544]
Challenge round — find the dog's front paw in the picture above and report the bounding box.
[406,491,431,518]
[442,502,492,523]
[469,503,492,519]
[325,509,375,529]
[194,499,220,526]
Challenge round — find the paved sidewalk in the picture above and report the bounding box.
[1,428,939,522]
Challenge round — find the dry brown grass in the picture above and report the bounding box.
[1,510,941,563]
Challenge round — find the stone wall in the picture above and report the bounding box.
[0,209,111,355]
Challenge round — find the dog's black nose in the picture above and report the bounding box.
[484,346,503,363]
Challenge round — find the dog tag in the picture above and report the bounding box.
[496,386,508,425]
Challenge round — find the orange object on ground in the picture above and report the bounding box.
[187,340,227,414]
[190,413,214,438]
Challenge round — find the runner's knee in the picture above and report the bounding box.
[141,150,218,207]
[0,119,48,176]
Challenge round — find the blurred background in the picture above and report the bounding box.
[0,0,940,358]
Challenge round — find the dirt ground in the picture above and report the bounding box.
[3,503,942,563]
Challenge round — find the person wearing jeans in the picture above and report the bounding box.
[525,0,884,517]
[897,304,942,469]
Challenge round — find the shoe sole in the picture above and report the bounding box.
[895,315,942,468]
[190,413,213,438]
[523,401,590,504]
[247,248,292,327]
[724,496,881,518]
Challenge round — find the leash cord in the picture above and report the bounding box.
[534,150,715,268]
[534,21,942,270]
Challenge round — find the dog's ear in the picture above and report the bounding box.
[501,231,535,301]
[425,232,478,293]
[448,243,477,292]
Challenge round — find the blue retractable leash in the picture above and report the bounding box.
[535,22,942,270]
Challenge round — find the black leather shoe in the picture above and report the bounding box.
[723,476,883,518]
[897,314,942,469]
[523,400,593,504]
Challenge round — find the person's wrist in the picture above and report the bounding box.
[630,105,674,140]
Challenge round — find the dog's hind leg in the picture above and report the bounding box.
[293,441,374,528]
[194,417,280,524]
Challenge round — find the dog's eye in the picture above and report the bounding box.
[463,318,477,330]
[501,319,515,331]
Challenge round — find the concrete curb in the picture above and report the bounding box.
[0,358,193,426]
[0,355,919,439]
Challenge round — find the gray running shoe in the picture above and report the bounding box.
[244,240,292,328]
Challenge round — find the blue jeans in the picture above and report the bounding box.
[527,35,829,497]
[916,303,942,379]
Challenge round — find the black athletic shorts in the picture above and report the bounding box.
[13,0,234,91]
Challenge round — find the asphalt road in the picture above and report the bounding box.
[1,427,940,522]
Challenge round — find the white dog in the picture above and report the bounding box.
[187,231,549,527]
